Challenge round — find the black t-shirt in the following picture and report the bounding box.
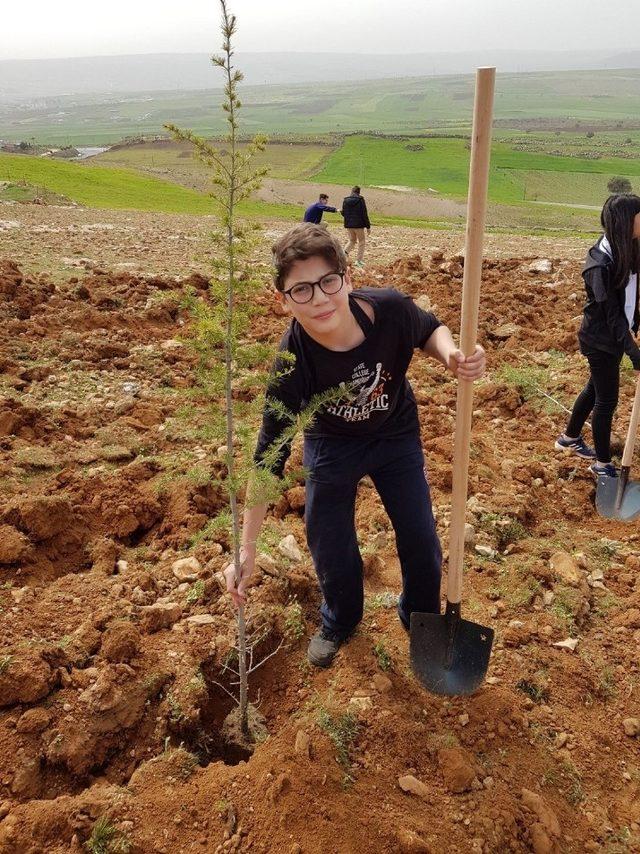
[254,287,442,476]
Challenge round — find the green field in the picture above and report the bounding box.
[0,153,301,219]
[4,69,640,146]
[313,135,640,205]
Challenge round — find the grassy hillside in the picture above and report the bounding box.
[313,136,640,205]
[0,153,301,218]
[91,140,333,190]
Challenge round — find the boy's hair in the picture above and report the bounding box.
[272,224,347,291]
[319,193,329,200]
[352,185,361,194]
[601,193,640,289]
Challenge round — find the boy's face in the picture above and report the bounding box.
[278,256,352,337]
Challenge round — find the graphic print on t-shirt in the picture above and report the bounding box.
[327,361,392,423]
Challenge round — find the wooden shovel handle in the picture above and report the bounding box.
[621,375,640,468]
[448,67,495,605]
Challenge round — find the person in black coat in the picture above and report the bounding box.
[341,186,371,267]
[555,194,640,478]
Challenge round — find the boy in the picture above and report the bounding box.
[341,185,371,267]
[225,224,485,668]
[303,193,339,225]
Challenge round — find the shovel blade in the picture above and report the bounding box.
[410,606,494,697]
[595,476,640,522]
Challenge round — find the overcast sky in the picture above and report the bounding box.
[3,0,639,60]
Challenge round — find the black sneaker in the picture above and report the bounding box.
[307,628,348,668]
[554,434,596,459]
[589,462,617,479]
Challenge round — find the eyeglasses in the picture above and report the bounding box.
[282,271,345,304]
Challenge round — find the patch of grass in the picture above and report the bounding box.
[166,692,185,723]
[317,707,360,772]
[495,364,548,401]
[14,446,59,469]
[426,731,459,751]
[365,591,399,611]
[284,599,306,642]
[186,510,231,549]
[187,669,206,693]
[0,655,13,675]
[85,817,131,854]
[516,677,550,704]
[186,580,206,605]
[373,639,392,671]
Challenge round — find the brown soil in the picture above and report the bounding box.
[0,209,639,854]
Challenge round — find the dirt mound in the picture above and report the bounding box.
[0,253,639,853]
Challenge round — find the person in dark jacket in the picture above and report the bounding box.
[555,194,640,478]
[341,186,371,267]
[223,224,486,668]
[303,193,338,225]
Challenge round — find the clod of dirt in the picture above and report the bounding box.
[549,551,582,587]
[437,747,479,793]
[90,536,118,575]
[138,602,182,633]
[396,828,433,853]
[220,703,268,764]
[7,495,75,542]
[0,523,31,563]
[520,788,562,854]
[100,622,141,663]
[0,650,59,707]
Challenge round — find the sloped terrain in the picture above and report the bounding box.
[0,233,638,854]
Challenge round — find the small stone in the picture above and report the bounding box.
[186,614,216,626]
[116,559,129,573]
[255,552,278,576]
[622,717,640,737]
[464,524,476,546]
[458,713,469,727]
[528,259,553,274]
[278,534,303,562]
[554,732,568,749]
[172,556,202,582]
[398,774,430,800]
[552,637,578,652]
[475,545,497,558]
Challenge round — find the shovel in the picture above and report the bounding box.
[410,68,496,696]
[595,375,640,522]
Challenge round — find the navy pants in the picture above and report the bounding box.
[303,431,442,637]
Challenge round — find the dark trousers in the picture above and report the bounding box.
[566,349,622,462]
[303,432,442,636]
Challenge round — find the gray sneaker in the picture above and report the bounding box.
[307,628,348,668]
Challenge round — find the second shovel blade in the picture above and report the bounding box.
[595,476,640,521]
[410,609,494,697]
